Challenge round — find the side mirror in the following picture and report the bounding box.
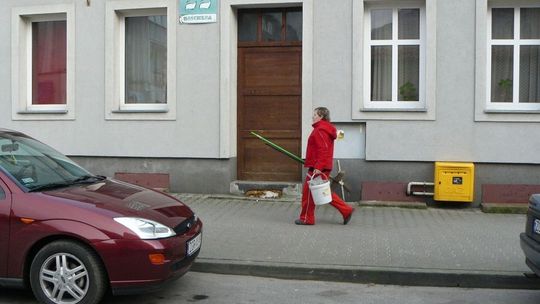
[1,143,19,152]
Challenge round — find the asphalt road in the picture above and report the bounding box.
[2,272,540,304]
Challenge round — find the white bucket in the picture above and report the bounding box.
[308,174,332,205]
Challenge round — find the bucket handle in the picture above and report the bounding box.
[309,172,328,181]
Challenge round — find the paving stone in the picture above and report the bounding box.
[175,194,529,274]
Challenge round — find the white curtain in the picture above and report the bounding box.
[520,46,540,103]
[370,9,392,101]
[371,46,392,101]
[125,16,167,104]
[491,46,513,103]
[519,8,540,103]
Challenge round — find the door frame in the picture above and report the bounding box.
[218,0,313,165]
[237,45,303,181]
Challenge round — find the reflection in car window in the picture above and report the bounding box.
[0,133,91,191]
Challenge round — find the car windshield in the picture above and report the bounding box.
[0,132,93,191]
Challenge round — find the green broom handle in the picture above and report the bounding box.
[250,131,304,164]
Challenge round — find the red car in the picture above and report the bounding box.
[0,129,202,304]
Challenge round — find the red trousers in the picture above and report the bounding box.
[298,170,353,225]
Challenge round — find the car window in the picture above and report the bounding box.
[0,134,91,190]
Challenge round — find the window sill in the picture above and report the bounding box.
[112,109,169,113]
[361,107,428,112]
[484,109,540,114]
[17,110,69,114]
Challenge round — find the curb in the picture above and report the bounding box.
[191,259,540,290]
[481,203,528,214]
[359,200,428,209]
[176,193,528,214]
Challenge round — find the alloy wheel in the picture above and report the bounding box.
[39,253,89,304]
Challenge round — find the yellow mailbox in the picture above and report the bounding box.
[434,162,474,202]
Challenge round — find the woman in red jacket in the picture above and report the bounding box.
[295,107,355,225]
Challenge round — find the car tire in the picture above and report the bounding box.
[29,240,107,304]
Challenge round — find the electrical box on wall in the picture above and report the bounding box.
[434,162,475,202]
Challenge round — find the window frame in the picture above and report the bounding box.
[486,4,540,112]
[237,8,303,47]
[105,0,177,120]
[11,4,75,120]
[363,5,426,110]
[475,0,540,122]
[352,0,436,121]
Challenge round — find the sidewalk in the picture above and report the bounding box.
[173,194,540,289]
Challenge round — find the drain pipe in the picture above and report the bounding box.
[406,182,435,196]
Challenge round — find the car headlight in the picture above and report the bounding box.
[114,217,176,239]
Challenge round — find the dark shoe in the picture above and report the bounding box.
[343,208,355,225]
[295,219,313,225]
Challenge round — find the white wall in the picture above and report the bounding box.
[2,0,221,158]
[2,0,539,165]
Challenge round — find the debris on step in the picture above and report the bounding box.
[245,189,282,199]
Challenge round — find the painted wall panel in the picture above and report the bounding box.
[2,0,221,158]
[312,0,352,122]
[364,0,540,164]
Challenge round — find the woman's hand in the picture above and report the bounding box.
[313,169,322,175]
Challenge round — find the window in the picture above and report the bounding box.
[125,15,167,106]
[0,133,90,191]
[11,5,75,120]
[238,8,302,44]
[353,0,435,120]
[487,6,540,110]
[364,5,425,110]
[32,21,67,106]
[105,0,176,120]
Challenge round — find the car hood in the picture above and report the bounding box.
[40,179,193,228]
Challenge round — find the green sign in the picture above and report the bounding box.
[179,0,217,24]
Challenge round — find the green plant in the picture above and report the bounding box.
[399,81,417,101]
[498,78,512,102]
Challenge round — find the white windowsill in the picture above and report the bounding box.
[17,110,69,114]
[112,109,169,113]
[361,107,428,112]
[484,109,540,114]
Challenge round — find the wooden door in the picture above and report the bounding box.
[238,46,302,181]
[237,8,302,182]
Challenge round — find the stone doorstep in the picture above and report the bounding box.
[230,180,302,198]
[481,203,529,214]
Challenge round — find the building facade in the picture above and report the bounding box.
[1,0,540,206]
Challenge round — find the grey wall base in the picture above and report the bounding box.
[70,156,540,206]
[71,156,237,194]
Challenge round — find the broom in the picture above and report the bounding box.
[250,131,350,193]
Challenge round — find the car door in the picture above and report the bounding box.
[0,176,11,277]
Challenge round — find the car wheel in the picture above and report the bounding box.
[30,240,107,304]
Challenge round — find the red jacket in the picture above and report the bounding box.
[304,120,337,171]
